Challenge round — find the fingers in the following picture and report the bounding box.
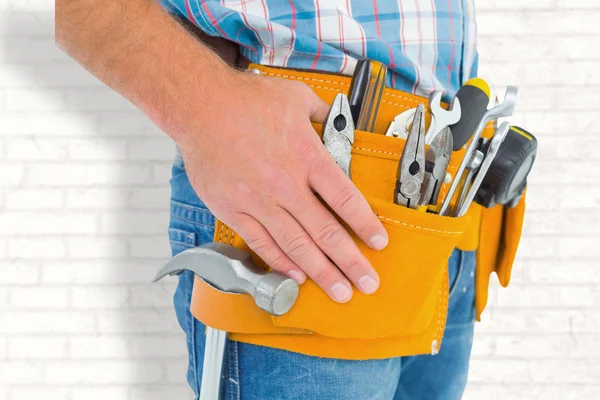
[308,151,389,251]
[231,213,307,285]
[257,206,354,303]
[283,188,380,295]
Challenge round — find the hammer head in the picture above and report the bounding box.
[153,243,299,316]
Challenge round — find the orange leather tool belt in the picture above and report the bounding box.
[189,64,527,360]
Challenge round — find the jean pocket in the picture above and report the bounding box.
[448,250,475,302]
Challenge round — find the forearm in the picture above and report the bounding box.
[55,0,236,142]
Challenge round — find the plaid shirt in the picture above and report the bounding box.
[161,0,478,97]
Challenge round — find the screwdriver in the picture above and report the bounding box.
[347,59,388,132]
[449,78,491,150]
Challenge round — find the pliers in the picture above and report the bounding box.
[395,104,426,209]
[322,93,355,178]
[421,127,453,211]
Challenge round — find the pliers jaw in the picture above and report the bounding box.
[322,94,355,177]
[395,104,426,209]
[421,127,453,207]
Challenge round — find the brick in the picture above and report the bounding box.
[129,284,175,308]
[97,310,180,334]
[128,138,175,161]
[496,334,600,359]
[5,88,66,111]
[8,337,68,359]
[527,260,600,284]
[0,312,96,334]
[0,11,53,37]
[9,287,69,309]
[71,287,129,309]
[0,212,97,234]
[0,65,35,87]
[8,238,66,259]
[27,163,152,186]
[7,38,67,63]
[5,188,63,209]
[0,361,43,384]
[68,138,128,161]
[66,88,133,111]
[0,261,40,285]
[100,211,169,234]
[165,360,188,383]
[0,163,24,186]
[468,359,531,383]
[130,387,192,400]
[67,237,128,259]
[9,388,71,400]
[69,336,129,359]
[72,388,129,400]
[65,188,128,209]
[41,261,152,284]
[43,361,162,384]
[0,111,98,136]
[98,112,162,136]
[36,63,102,87]
[129,187,170,209]
[129,236,171,259]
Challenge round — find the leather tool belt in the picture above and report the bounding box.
[189,64,527,360]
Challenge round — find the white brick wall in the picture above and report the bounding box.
[0,1,598,399]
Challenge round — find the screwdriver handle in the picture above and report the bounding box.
[347,59,371,126]
[449,78,491,151]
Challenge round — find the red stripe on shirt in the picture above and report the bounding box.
[447,0,455,89]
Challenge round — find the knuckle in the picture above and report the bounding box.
[265,170,296,198]
[294,139,321,166]
[282,234,313,260]
[317,219,345,248]
[312,266,336,285]
[332,185,357,211]
[340,259,363,277]
[245,234,273,255]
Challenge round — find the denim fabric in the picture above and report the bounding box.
[169,154,476,400]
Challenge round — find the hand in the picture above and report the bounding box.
[175,70,389,303]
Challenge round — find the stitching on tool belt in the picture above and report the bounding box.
[377,215,463,235]
[434,274,447,346]
[383,92,421,105]
[381,100,414,109]
[354,147,402,157]
[263,72,350,87]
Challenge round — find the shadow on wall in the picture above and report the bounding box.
[3,10,191,398]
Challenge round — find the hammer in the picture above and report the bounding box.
[153,242,299,400]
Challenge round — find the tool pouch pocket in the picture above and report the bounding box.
[271,128,469,341]
[475,192,527,319]
[200,126,471,359]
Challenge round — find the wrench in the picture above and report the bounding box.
[425,92,462,145]
[439,86,519,216]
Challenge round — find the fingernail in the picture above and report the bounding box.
[288,270,306,284]
[358,275,379,294]
[369,234,388,250]
[331,283,352,302]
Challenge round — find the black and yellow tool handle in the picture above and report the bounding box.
[450,78,491,150]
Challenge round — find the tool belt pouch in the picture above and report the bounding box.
[475,191,527,319]
[190,65,489,360]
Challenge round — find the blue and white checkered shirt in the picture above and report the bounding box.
[161,0,478,97]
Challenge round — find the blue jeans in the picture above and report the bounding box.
[169,154,476,400]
